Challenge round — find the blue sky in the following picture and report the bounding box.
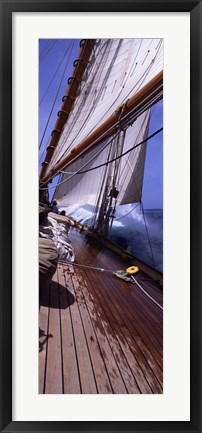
[39,39,163,209]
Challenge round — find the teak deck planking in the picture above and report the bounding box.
[39,228,163,394]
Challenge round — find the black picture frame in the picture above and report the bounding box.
[0,1,201,432]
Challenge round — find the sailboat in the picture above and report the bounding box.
[39,38,163,394]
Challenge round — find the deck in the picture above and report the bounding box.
[39,228,163,394]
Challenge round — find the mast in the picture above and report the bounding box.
[39,38,163,242]
[39,39,95,200]
[95,130,126,237]
[40,70,163,185]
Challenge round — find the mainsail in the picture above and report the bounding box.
[53,110,150,206]
[40,38,163,234]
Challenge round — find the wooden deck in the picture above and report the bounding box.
[39,228,163,394]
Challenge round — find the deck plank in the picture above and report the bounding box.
[39,229,163,394]
[72,233,163,355]
[81,267,162,393]
[45,272,63,394]
[101,271,163,364]
[39,304,49,394]
[74,267,142,394]
[57,265,81,394]
[73,236,163,339]
[71,273,113,394]
[70,230,163,390]
[68,266,128,394]
[64,272,97,394]
[84,243,163,332]
[77,268,153,394]
[85,268,163,380]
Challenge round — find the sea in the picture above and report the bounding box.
[58,204,163,273]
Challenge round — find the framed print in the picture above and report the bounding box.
[0,0,201,432]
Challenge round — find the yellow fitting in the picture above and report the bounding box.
[126,266,139,275]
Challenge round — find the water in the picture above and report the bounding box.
[111,207,163,273]
[58,204,163,273]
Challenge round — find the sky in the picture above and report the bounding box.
[39,39,163,209]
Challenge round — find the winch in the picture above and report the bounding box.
[114,265,139,283]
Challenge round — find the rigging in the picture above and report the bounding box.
[39,126,163,189]
[39,41,75,151]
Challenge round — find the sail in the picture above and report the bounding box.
[116,109,150,205]
[54,137,112,206]
[54,109,150,206]
[44,38,163,207]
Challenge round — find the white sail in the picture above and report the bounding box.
[116,110,150,205]
[48,38,163,208]
[54,109,150,206]
[54,138,112,206]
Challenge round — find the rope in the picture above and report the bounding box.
[39,40,57,63]
[115,202,140,220]
[39,132,120,189]
[50,40,112,165]
[55,40,122,164]
[91,143,113,227]
[112,111,149,206]
[39,126,163,189]
[114,105,157,267]
[39,40,75,151]
[83,40,161,142]
[65,262,163,310]
[39,40,52,59]
[132,275,163,310]
[49,39,162,167]
[39,136,50,164]
[75,127,163,175]
[65,262,113,273]
[129,39,143,77]
[39,42,72,106]
[140,201,156,269]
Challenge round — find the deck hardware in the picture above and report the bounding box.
[126,266,139,275]
[51,129,62,136]
[41,161,49,166]
[57,110,69,117]
[67,76,80,85]
[113,270,135,282]
[46,145,55,151]
[73,58,88,68]
[80,39,86,47]
[62,95,76,102]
